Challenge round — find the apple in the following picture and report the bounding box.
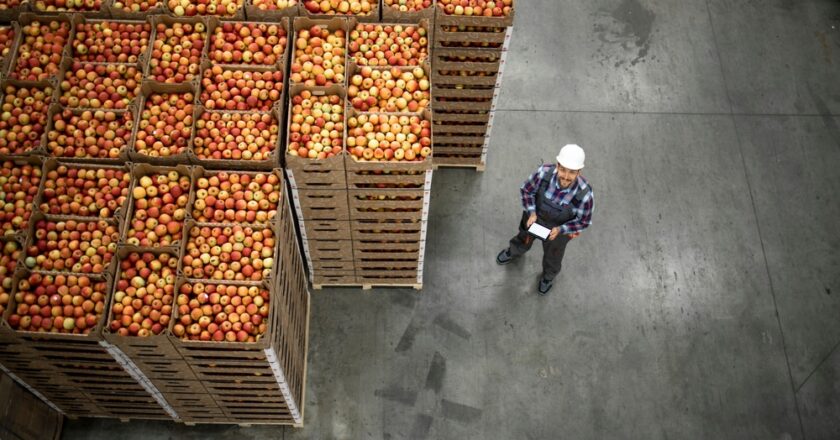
[125,171,191,247]
[348,23,428,67]
[346,113,431,161]
[135,92,194,158]
[348,66,430,113]
[0,240,22,315]
[200,66,284,111]
[252,0,295,11]
[108,252,177,337]
[0,161,42,236]
[384,0,431,11]
[149,22,206,83]
[6,273,108,335]
[46,109,133,161]
[58,62,142,110]
[193,111,279,162]
[289,24,346,86]
[112,0,161,13]
[192,172,281,223]
[11,20,71,81]
[182,224,275,281]
[173,282,270,342]
[287,90,344,159]
[0,83,53,156]
[210,22,287,66]
[436,0,512,16]
[39,165,130,218]
[73,21,151,64]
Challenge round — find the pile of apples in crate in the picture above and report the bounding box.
[286,21,433,163]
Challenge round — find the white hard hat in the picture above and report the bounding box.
[556,144,585,170]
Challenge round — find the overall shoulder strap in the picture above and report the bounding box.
[538,165,555,192]
[573,182,591,204]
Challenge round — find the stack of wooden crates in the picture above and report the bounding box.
[285,13,433,290]
[431,7,514,171]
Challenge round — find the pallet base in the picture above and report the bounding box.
[433,163,486,172]
[181,421,304,428]
[312,283,423,291]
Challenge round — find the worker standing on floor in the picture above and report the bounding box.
[496,144,595,295]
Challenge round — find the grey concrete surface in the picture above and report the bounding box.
[61,0,840,439]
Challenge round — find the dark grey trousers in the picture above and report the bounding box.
[508,211,572,281]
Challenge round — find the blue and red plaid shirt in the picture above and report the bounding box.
[521,164,594,235]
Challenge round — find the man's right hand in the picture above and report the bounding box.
[526,212,537,227]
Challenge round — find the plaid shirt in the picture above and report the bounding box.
[521,164,594,235]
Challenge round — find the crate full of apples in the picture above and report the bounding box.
[190,107,282,170]
[301,0,378,21]
[290,18,347,87]
[284,84,348,190]
[45,105,135,162]
[32,0,109,16]
[9,14,73,82]
[0,159,44,238]
[245,0,299,20]
[131,82,197,163]
[147,16,208,84]
[167,0,245,18]
[171,279,277,347]
[348,21,429,67]
[382,0,434,23]
[0,81,55,156]
[71,19,152,65]
[2,270,112,338]
[122,164,193,250]
[206,19,289,70]
[347,63,431,113]
[435,0,514,27]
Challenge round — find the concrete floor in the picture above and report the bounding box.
[63,0,840,439]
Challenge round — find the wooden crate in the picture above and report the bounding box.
[244,0,300,21]
[129,81,199,165]
[300,219,352,241]
[189,106,284,171]
[0,372,63,440]
[381,2,434,24]
[293,188,350,220]
[347,188,429,221]
[120,163,195,251]
[345,161,433,191]
[284,84,348,189]
[434,6,513,49]
[350,218,425,241]
[31,0,110,16]
[300,2,378,22]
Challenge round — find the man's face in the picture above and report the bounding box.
[556,163,580,188]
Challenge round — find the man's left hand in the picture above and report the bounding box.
[548,227,560,241]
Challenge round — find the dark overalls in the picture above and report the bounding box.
[508,167,590,281]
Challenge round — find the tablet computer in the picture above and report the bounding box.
[527,223,551,241]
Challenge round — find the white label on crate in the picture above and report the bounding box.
[502,27,513,51]
[286,169,298,190]
[424,170,434,191]
[264,347,302,425]
[0,362,65,414]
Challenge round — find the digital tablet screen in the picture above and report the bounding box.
[527,223,551,240]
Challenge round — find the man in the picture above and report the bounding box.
[496,144,594,295]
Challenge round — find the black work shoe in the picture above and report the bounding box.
[496,248,514,265]
[538,278,553,295]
